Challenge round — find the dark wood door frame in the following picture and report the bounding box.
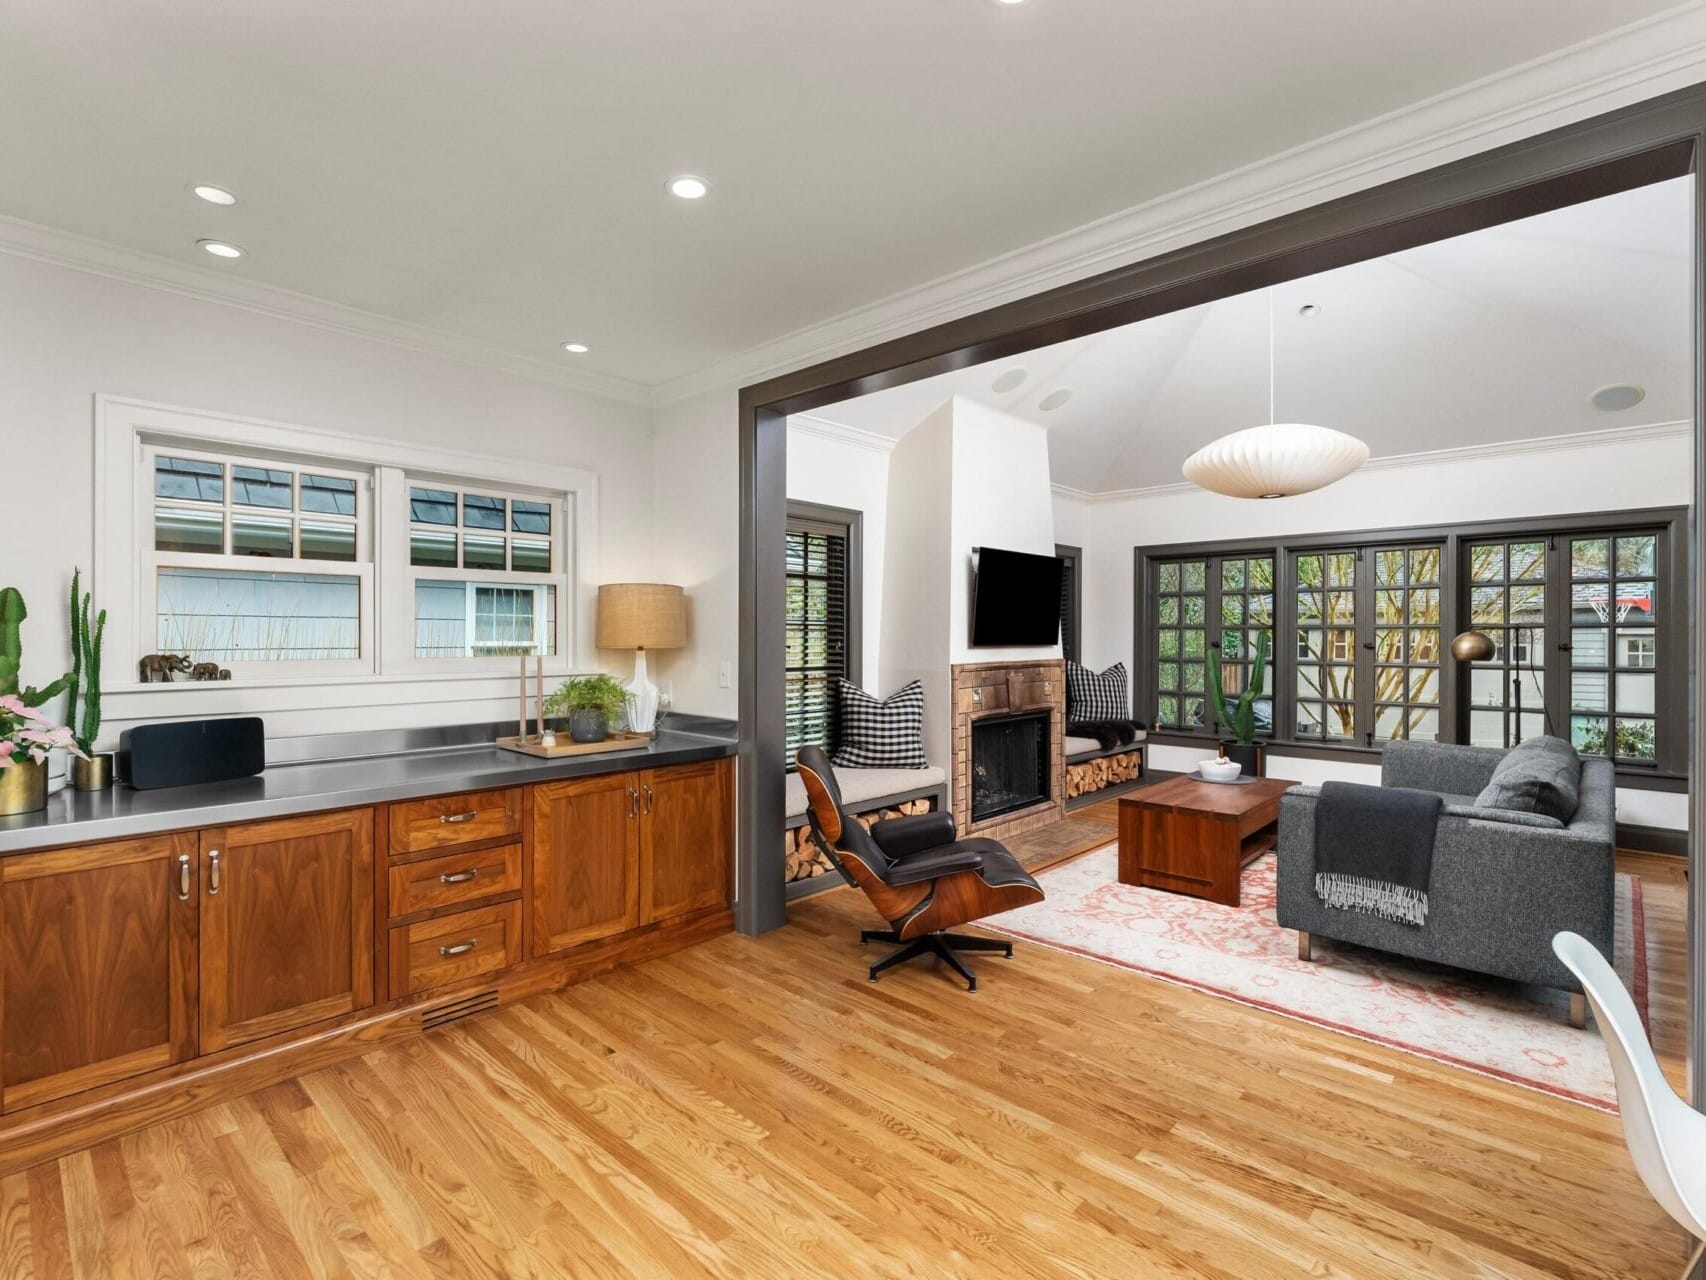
[738,83,1705,1111]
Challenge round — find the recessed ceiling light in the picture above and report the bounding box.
[197,239,243,259]
[991,368,1028,393]
[192,184,237,206]
[668,175,709,200]
[993,0,1029,6]
[1038,389,1072,411]
[562,342,589,354]
[1298,303,1320,318]
[1590,383,1645,412]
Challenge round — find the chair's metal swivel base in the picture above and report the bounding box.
[859,929,1013,992]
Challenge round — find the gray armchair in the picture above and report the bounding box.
[1276,739,1615,1024]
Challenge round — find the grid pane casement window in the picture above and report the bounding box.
[1152,558,1209,730]
[1371,545,1443,742]
[150,450,369,668]
[1216,555,1276,728]
[1568,533,1658,762]
[1294,550,1359,742]
[409,483,561,659]
[784,518,852,761]
[1465,539,1550,749]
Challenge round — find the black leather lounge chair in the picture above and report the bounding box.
[795,746,1044,991]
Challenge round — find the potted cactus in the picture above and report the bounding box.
[1206,629,1270,779]
[65,569,111,791]
[0,586,82,815]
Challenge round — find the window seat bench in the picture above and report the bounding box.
[1064,735,1145,808]
[784,764,948,895]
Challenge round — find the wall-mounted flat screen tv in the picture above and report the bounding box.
[970,547,1064,648]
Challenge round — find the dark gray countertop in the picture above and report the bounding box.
[0,725,737,855]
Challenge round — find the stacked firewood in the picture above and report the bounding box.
[1065,750,1142,799]
[784,797,937,882]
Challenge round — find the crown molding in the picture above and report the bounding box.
[1071,419,1693,504]
[653,3,1706,406]
[0,213,653,407]
[785,413,898,454]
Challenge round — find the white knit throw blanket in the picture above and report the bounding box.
[1315,871,1429,927]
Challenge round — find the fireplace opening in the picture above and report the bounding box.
[970,712,1050,823]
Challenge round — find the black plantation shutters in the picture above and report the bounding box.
[1057,546,1081,664]
[785,517,852,762]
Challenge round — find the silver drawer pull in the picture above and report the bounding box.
[439,869,479,885]
[207,849,221,896]
[438,938,479,957]
[438,810,479,824]
[177,853,192,902]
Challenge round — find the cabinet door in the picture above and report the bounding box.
[640,760,732,925]
[532,772,639,955]
[200,809,374,1053]
[1,833,198,1111]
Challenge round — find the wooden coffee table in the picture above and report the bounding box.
[1117,775,1297,907]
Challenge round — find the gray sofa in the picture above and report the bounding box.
[1275,740,1615,1015]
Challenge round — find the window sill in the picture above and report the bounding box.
[1145,731,1684,789]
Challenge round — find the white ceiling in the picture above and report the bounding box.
[809,177,1694,493]
[0,1,1686,388]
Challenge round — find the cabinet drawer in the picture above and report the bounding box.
[388,788,522,854]
[389,900,523,998]
[388,844,522,919]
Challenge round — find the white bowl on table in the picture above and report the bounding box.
[1197,758,1243,783]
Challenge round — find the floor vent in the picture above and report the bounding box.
[419,990,500,1031]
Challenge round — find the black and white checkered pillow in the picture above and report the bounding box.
[832,679,928,769]
[1066,661,1129,722]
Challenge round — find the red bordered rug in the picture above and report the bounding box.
[986,846,1647,1111]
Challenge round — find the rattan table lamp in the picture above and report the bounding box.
[596,583,687,733]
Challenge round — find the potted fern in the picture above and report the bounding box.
[545,674,629,743]
[1206,630,1270,778]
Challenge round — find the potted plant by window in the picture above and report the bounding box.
[1206,629,1269,778]
[545,674,629,744]
[0,586,82,815]
[65,569,112,791]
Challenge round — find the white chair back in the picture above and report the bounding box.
[1553,930,1706,1241]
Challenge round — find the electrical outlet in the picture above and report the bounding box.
[718,661,732,689]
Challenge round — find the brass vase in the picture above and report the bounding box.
[0,758,48,816]
[72,752,114,792]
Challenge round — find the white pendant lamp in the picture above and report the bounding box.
[1182,292,1368,499]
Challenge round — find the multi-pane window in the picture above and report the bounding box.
[408,482,563,659]
[1215,555,1275,727]
[1371,545,1442,742]
[1464,539,1550,748]
[1568,533,1658,762]
[1294,550,1358,741]
[784,514,854,762]
[1153,558,1209,730]
[149,449,369,670]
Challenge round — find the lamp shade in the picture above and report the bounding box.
[597,583,686,650]
[1182,423,1369,499]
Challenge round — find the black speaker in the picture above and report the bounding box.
[118,718,266,790]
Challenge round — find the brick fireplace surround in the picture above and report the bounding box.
[950,659,1066,841]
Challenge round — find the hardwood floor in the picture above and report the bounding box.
[1,829,1690,1278]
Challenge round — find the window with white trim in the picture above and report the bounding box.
[146,445,373,676]
[125,417,579,684]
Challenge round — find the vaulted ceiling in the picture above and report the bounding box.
[0,0,1685,388]
[809,177,1694,493]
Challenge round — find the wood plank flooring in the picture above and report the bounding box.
[1,819,1691,1277]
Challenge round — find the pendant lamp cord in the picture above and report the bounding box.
[1268,288,1276,424]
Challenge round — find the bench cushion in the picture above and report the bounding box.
[1064,730,1147,762]
[785,765,946,819]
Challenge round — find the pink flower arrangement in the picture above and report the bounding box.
[0,694,86,768]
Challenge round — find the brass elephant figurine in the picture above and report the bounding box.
[138,653,192,683]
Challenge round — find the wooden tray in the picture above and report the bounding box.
[496,730,653,759]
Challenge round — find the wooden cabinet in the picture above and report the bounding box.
[389,900,524,997]
[532,773,640,954]
[640,761,731,924]
[199,809,374,1053]
[0,834,199,1111]
[532,760,733,956]
[388,788,522,855]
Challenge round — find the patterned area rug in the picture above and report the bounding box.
[985,846,1647,1111]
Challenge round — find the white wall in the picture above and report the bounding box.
[0,251,656,743]
[649,387,740,721]
[1074,429,1693,829]
[947,399,1060,667]
[785,420,892,684]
